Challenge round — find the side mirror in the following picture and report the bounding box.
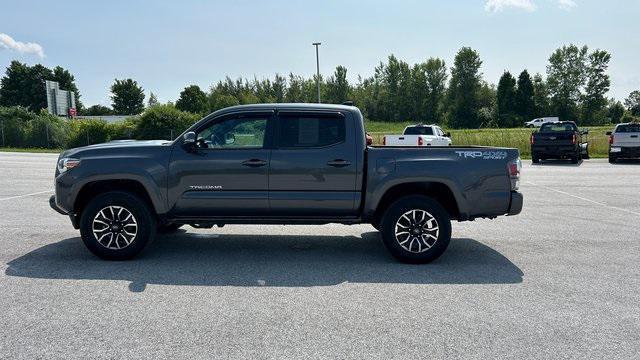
[445,132,451,138]
[606,131,612,136]
[182,131,197,150]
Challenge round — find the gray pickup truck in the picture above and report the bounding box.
[50,104,523,263]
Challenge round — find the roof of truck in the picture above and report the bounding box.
[211,103,358,115]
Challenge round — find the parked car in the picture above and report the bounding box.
[607,122,640,163]
[530,121,589,164]
[383,124,452,146]
[525,117,559,128]
[50,104,522,264]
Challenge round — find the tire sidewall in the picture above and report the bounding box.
[380,195,452,264]
[80,191,156,260]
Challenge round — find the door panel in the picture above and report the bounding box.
[168,113,273,217]
[269,112,359,216]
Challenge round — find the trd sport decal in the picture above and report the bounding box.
[455,151,508,160]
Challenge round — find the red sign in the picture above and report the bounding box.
[68,108,77,118]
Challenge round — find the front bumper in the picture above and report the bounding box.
[49,195,68,215]
[507,191,523,216]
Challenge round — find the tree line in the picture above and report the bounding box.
[1,44,639,128]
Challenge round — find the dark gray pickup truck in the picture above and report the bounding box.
[50,104,523,263]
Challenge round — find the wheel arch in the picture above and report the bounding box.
[371,181,461,225]
[73,179,160,221]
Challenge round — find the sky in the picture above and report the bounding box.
[1,0,639,106]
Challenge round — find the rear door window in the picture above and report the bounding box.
[277,114,345,148]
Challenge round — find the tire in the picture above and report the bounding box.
[532,155,540,164]
[158,223,183,233]
[380,195,452,264]
[370,219,381,231]
[609,155,616,164]
[571,152,580,164]
[79,191,156,260]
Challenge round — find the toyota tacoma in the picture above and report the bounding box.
[50,104,523,263]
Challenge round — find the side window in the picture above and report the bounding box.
[435,127,443,136]
[277,114,345,148]
[196,116,268,149]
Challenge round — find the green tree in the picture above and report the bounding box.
[532,73,550,116]
[175,85,208,114]
[496,71,517,127]
[147,92,159,107]
[582,50,611,124]
[625,90,640,116]
[0,61,53,111]
[325,66,351,104]
[83,104,114,116]
[285,73,307,103]
[423,58,448,123]
[110,79,145,115]
[446,47,483,128]
[546,44,588,121]
[607,100,625,124]
[515,70,535,123]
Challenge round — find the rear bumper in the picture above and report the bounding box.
[507,191,523,216]
[610,146,640,158]
[532,145,578,157]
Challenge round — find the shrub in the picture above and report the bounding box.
[23,111,68,148]
[134,105,199,140]
[65,119,112,148]
[0,106,37,147]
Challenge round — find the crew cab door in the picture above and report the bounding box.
[268,111,358,216]
[168,111,274,217]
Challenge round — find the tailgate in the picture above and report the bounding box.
[533,132,574,146]
[613,132,640,147]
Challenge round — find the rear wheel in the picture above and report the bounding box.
[609,155,616,163]
[80,191,156,260]
[532,155,540,164]
[380,196,451,264]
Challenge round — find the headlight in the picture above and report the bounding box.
[57,158,81,173]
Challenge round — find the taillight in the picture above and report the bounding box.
[609,134,614,145]
[418,137,424,146]
[382,136,386,146]
[509,158,521,191]
[530,134,534,145]
[572,134,576,145]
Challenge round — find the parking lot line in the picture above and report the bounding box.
[526,181,640,216]
[0,190,53,202]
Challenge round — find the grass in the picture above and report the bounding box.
[364,120,612,158]
[0,147,62,154]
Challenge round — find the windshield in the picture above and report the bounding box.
[404,127,433,135]
[616,124,640,133]
[540,123,577,132]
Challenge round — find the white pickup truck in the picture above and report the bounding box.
[525,117,559,128]
[607,122,640,163]
[383,124,452,147]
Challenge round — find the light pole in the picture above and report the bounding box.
[312,42,321,103]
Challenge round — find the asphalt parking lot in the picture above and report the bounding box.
[1,152,639,359]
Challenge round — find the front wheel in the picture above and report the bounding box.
[609,155,616,163]
[380,196,451,264]
[79,191,156,260]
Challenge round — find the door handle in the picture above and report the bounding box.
[242,159,268,167]
[327,159,351,168]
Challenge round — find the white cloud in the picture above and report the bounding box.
[0,33,45,58]
[557,0,577,10]
[484,0,577,12]
[485,0,536,12]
